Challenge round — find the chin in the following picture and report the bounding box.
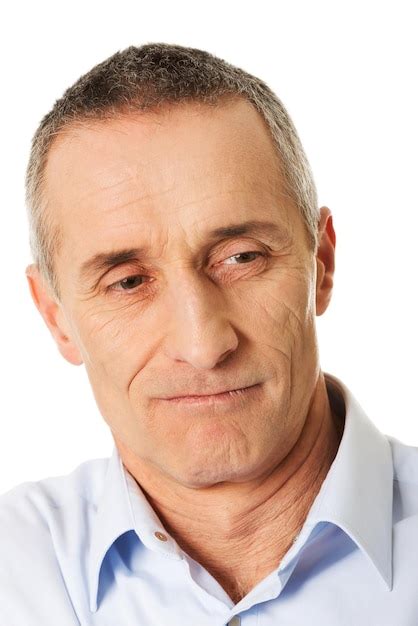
[173,459,259,488]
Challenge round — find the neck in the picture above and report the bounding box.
[117,372,344,603]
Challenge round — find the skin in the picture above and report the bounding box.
[26,97,343,604]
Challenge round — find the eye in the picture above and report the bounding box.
[222,251,266,265]
[107,274,148,293]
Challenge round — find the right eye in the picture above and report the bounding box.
[107,274,149,293]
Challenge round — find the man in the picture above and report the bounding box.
[0,42,417,626]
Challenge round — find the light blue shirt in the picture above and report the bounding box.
[1,371,418,625]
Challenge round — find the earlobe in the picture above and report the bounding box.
[315,207,336,317]
[25,264,84,366]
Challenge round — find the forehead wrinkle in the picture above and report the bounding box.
[78,183,287,237]
[48,124,286,238]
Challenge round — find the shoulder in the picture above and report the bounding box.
[0,456,110,623]
[0,455,110,528]
[386,434,418,537]
[0,457,110,573]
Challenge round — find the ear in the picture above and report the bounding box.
[25,264,83,365]
[315,206,336,316]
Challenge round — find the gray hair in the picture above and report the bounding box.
[25,42,319,302]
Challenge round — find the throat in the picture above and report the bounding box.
[153,404,343,604]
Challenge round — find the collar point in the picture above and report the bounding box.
[89,595,98,613]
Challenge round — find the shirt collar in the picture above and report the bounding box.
[87,441,183,613]
[88,371,394,612]
[302,372,394,591]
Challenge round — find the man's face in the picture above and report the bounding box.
[37,98,331,488]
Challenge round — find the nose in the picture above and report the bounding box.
[163,271,239,369]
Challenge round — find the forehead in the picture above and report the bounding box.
[43,99,298,279]
[45,98,285,196]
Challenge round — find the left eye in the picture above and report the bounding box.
[222,251,265,265]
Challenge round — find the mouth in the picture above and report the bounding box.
[161,383,262,406]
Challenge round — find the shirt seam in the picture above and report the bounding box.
[393,477,418,485]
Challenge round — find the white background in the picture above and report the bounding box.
[1,1,417,493]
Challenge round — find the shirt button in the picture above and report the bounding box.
[154,531,168,542]
[228,617,241,626]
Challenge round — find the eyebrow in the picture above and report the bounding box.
[78,219,290,284]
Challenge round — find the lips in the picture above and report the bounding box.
[163,383,260,400]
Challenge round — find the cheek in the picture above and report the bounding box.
[243,269,314,349]
[74,301,152,389]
